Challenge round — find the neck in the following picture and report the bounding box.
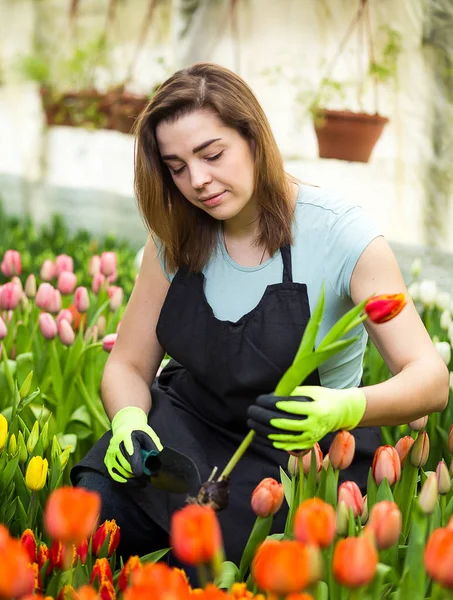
[222,195,261,240]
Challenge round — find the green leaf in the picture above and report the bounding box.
[0,454,20,489]
[215,561,239,589]
[70,405,92,426]
[295,283,325,358]
[15,353,34,388]
[238,514,273,581]
[376,478,394,503]
[279,466,292,507]
[139,547,170,563]
[317,298,367,351]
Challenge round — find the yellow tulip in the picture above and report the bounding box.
[0,414,8,451]
[25,456,48,491]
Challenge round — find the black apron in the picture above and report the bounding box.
[72,244,381,565]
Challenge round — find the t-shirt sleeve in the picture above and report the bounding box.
[325,204,382,297]
[152,234,174,282]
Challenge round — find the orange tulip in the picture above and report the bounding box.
[302,443,323,475]
[45,487,101,546]
[0,526,35,597]
[394,436,415,466]
[338,481,363,517]
[367,501,401,549]
[364,293,406,324]
[294,498,336,548]
[286,595,314,600]
[333,536,378,588]
[91,519,121,557]
[252,540,321,595]
[329,431,355,470]
[189,584,229,599]
[425,527,453,588]
[118,556,142,592]
[37,542,49,570]
[251,478,284,517]
[77,586,99,600]
[230,582,266,599]
[170,504,222,566]
[372,446,401,486]
[125,563,190,599]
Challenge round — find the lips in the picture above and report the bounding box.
[199,192,225,203]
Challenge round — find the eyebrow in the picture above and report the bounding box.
[161,138,222,161]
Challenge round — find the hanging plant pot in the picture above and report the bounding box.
[313,109,389,163]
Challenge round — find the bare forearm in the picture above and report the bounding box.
[101,361,152,422]
[360,358,449,427]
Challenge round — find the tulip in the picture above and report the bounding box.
[58,318,75,347]
[20,529,37,564]
[252,540,321,594]
[92,272,106,294]
[361,495,369,525]
[8,433,16,455]
[55,254,74,276]
[26,421,40,453]
[100,252,117,277]
[92,520,121,557]
[425,527,453,588]
[441,310,452,331]
[0,317,6,341]
[407,282,419,301]
[364,293,407,324]
[299,442,323,475]
[436,460,451,495]
[37,542,49,570]
[57,271,77,295]
[25,456,48,491]
[335,501,350,536]
[329,430,355,470]
[322,453,331,471]
[366,501,401,550]
[395,436,415,466]
[170,504,222,566]
[48,288,62,313]
[17,431,28,464]
[1,249,21,277]
[435,341,451,366]
[127,563,191,598]
[294,498,336,548]
[448,425,453,455]
[45,486,101,545]
[0,281,21,310]
[75,539,89,565]
[410,431,430,468]
[287,451,308,477]
[411,257,422,278]
[40,259,55,281]
[333,535,378,588]
[39,313,57,340]
[0,526,35,597]
[251,477,284,518]
[48,539,69,571]
[89,255,101,277]
[107,271,118,284]
[74,286,90,313]
[118,556,142,592]
[338,481,363,517]
[372,445,401,486]
[418,472,439,514]
[108,285,123,311]
[24,274,36,298]
[437,291,452,311]
[90,557,113,585]
[97,314,106,337]
[408,416,428,431]
[102,333,117,353]
[56,309,73,326]
[35,283,54,310]
[419,280,437,308]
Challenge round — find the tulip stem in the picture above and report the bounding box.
[218,430,255,481]
[28,492,36,530]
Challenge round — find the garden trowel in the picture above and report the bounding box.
[141,447,201,494]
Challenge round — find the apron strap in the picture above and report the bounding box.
[280,245,293,283]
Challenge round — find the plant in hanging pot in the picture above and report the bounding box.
[310,1,402,163]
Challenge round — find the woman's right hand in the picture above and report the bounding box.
[104,406,163,483]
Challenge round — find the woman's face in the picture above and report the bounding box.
[156,109,256,222]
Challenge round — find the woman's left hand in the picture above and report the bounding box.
[247,386,366,451]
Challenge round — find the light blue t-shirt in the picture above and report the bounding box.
[158,184,382,389]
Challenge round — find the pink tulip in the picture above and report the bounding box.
[108,286,123,312]
[40,259,56,282]
[25,274,36,298]
[92,273,106,295]
[100,252,117,277]
[418,473,439,514]
[55,255,74,277]
[409,416,428,431]
[39,313,57,340]
[367,501,401,550]
[338,481,364,517]
[107,271,118,284]
[35,283,54,310]
[1,250,21,277]
[96,315,106,337]
[251,478,285,517]
[74,287,90,313]
[436,460,451,495]
[329,431,355,470]
[57,271,77,296]
[11,276,23,292]
[102,333,117,353]
[395,436,415,467]
[89,255,101,277]
[0,282,22,310]
[48,289,62,314]
[0,317,7,340]
[56,309,73,326]
[372,446,401,486]
[57,319,75,347]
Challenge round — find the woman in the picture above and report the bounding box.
[72,62,448,566]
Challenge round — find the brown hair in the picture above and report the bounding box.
[134,62,294,273]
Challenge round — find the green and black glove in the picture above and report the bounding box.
[247,386,366,451]
[104,406,163,483]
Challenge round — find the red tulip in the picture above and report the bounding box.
[102,333,117,353]
[89,558,113,585]
[170,504,222,566]
[37,543,49,569]
[333,536,378,588]
[338,481,363,517]
[329,431,355,470]
[425,527,453,588]
[1,250,21,277]
[118,556,142,592]
[251,477,284,517]
[45,487,101,546]
[57,271,77,295]
[0,282,21,310]
[372,445,401,486]
[367,501,401,549]
[364,293,407,324]
[395,436,415,466]
[294,498,336,548]
[20,529,37,563]
[91,519,121,557]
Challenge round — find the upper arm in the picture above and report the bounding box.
[107,235,171,385]
[350,236,440,375]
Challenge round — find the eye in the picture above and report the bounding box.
[170,165,185,176]
[206,151,223,162]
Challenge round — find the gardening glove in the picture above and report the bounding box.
[247,386,366,452]
[104,406,163,483]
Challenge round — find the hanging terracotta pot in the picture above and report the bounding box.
[313,109,389,163]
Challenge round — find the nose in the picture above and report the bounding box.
[189,163,212,190]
